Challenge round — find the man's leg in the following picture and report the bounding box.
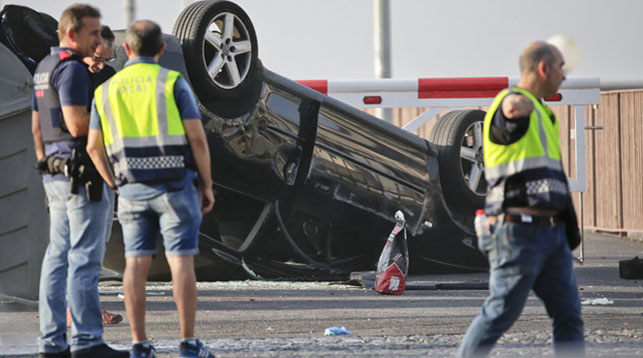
[167,255,197,339]
[533,223,585,357]
[66,185,108,350]
[39,181,71,354]
[457,221,546,358]
[154,184,201,340]
[458,266,536,358]
[154,184,214,357]
[100,188,123,325]
[118,195,158,344]
[123,256,153,342]
[156,184,214,357]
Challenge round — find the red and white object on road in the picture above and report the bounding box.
[374,210,409,295]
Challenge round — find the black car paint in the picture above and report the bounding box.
[99,33,487,280]
[186,65,486,278]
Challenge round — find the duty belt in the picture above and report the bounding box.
[501,213,562,226]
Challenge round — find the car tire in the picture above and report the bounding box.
[429,110,487,223]
[173,0,259,100]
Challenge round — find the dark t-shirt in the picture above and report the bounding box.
[489,107,529,145]
[489,97,556,144]
[89,65,116,88]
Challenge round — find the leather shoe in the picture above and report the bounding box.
[39,348,70,358]
[71,343,128,358]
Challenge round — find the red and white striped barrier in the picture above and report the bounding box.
[297,76,599,108]
[296,76,601,194]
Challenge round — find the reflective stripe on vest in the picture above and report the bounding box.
[95,63,189,184]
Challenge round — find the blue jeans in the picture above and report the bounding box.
[458,218,585,358]
[38,180,109,353]
[118,183,201,258]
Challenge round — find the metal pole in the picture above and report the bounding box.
[579,192,585,262]
[124,0,136,27]
[373,0,392,122]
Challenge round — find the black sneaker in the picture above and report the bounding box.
[39,348,70,358]
[71,343,129,358]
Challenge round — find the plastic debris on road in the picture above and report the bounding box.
[117,291,165,300]
[324,326,351,336]
[374,210,408,295]
[581,298,614,305]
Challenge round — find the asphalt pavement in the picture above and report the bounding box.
[1,231,642,357]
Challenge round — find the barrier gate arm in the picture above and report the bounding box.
[298,76,601,261]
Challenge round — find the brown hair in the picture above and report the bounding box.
[58,4,101,41]
[101,25,115,47]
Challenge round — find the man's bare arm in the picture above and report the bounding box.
[87,128,117,188]
[61,105,91,137]
[32,111,45,160]
[501,94,534,119]
[183,119,214,214]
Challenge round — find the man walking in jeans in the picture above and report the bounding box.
[457,41,584,357]
[87,20,215,358]
[31,4,128,358]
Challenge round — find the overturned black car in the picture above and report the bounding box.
[1,1,489,281]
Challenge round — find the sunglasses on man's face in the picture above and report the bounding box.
[92,55,116,63]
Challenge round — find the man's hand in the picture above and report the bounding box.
[87,128,117,188]
[198,182,215,215]
[183,118,214,215]
[502,94,534,119]
[34,156,49,174]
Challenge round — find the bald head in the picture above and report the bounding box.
[125,20,163,57]
[519,41,562,75]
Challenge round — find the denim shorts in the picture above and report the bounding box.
[118,183,202,258]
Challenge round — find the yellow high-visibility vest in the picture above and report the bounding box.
[482,87,569,214]
[95,62,190,185]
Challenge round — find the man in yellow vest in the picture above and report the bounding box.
[87,20,215,358]
[457,42,584,358]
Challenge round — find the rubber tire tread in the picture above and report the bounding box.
[173,1,209,40]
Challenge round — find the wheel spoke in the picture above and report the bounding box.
[473,121,483,149]
[225,58,242,86]
[207,53,225,78]
[223,13,235,40]
[468,165,483,192]
[233,40,251,54]
[204,31,223,50]
[461,147,477,163]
